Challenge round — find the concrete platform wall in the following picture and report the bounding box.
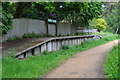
[15,35,100,59]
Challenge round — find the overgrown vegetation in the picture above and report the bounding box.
[6,33,55,41]
[77,32,111,36]
[2,34,119,78]
[61,45,70,50]
[1,2,103,34]
[7,36,21,41]
[22,33,41,38]
[89,32,111,35]
[104,43,119,79]
[89,18,108,32]
[1,3,14,35]
[22,33,55,38]
[104,2,120,34]
[0,57,2,80]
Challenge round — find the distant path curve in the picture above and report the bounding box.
[45,40,120,78]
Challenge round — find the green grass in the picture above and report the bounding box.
[2,34,119,78]
[0,58,2,79]
[22,33,55,38]
[89,32,111,35]
[7,36,22,41]
[104,43,119,79]
[76,32,111,36]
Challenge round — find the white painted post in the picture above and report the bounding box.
[57,40,60,50]
[26,51,32,57]
[47,41,52,52]
[54,41,57,51]
[34,47,40,55]
[75,39,77,45]
[62,40,64,46]
[70,39,73,45]
[52,41,56,51]
[59,40,62,49]
[63,39,66,45]
[41,44,46,53]
[66,39,68,45]
[73,39,75,45]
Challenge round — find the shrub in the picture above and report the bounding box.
[42,50,49,55]
[22,33,55,38]
[22,32,39,38]
[3,48,16,57]
[7,36,21,41]
[89,18,108,31]
[61,45,70,50]
[8,48,16,57]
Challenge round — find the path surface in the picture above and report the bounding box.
[45,40,119,78]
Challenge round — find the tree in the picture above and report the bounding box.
[105,2,120,34]
[1,2,14,34]
[14,2,27,18]
[11,2,103,26]
[1,2,103,34]
[102,2,116,17]
[89,18,107,32]
[54,2,103,27]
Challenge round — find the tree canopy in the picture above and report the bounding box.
[1,2,103,34]
[1,2,14,34]
[104,2,120,34]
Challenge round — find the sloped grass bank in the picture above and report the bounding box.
[104,43,119,79]
[2,34,119,78]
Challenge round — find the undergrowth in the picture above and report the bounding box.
[104,43,119,79]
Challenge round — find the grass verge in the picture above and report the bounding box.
[0,59,2,79]
[76,32,111,35]
[2,34,120,78]
[104,43,119,79]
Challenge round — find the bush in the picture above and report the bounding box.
[89,18,108,31]
[3,48,16,57]
[22,33,55,38]
[7,36,21,41]
[42,50,49,55]
[22,32,40,38]
[61,45,70,50]
[8,48,16,57]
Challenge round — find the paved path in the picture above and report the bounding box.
[45,40,119,78]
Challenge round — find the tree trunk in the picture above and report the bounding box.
[118,27,120,34]
[115,26,119,34]
[14,2,25,18]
